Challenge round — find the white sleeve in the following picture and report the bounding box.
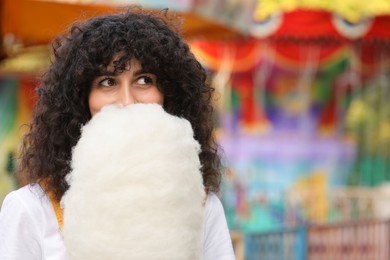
[203,193,236,260]
[0,191,43,260]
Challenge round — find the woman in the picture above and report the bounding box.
[0,8,235,260]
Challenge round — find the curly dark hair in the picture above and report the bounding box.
[18,8,222,201]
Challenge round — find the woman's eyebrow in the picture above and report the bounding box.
[133,68,152,76]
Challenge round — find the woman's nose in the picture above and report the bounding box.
[119,85,135,106]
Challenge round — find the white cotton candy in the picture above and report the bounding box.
[61,104,205,260]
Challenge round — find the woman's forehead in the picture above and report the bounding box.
[107,58,141,71]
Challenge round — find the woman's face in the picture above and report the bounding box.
[89,59,164,116]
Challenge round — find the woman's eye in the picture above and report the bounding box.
[137,76,154,85]
[99,78,115,87]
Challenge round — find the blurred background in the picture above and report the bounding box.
[1,0,390,259]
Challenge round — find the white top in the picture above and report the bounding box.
[0,185,235,260]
